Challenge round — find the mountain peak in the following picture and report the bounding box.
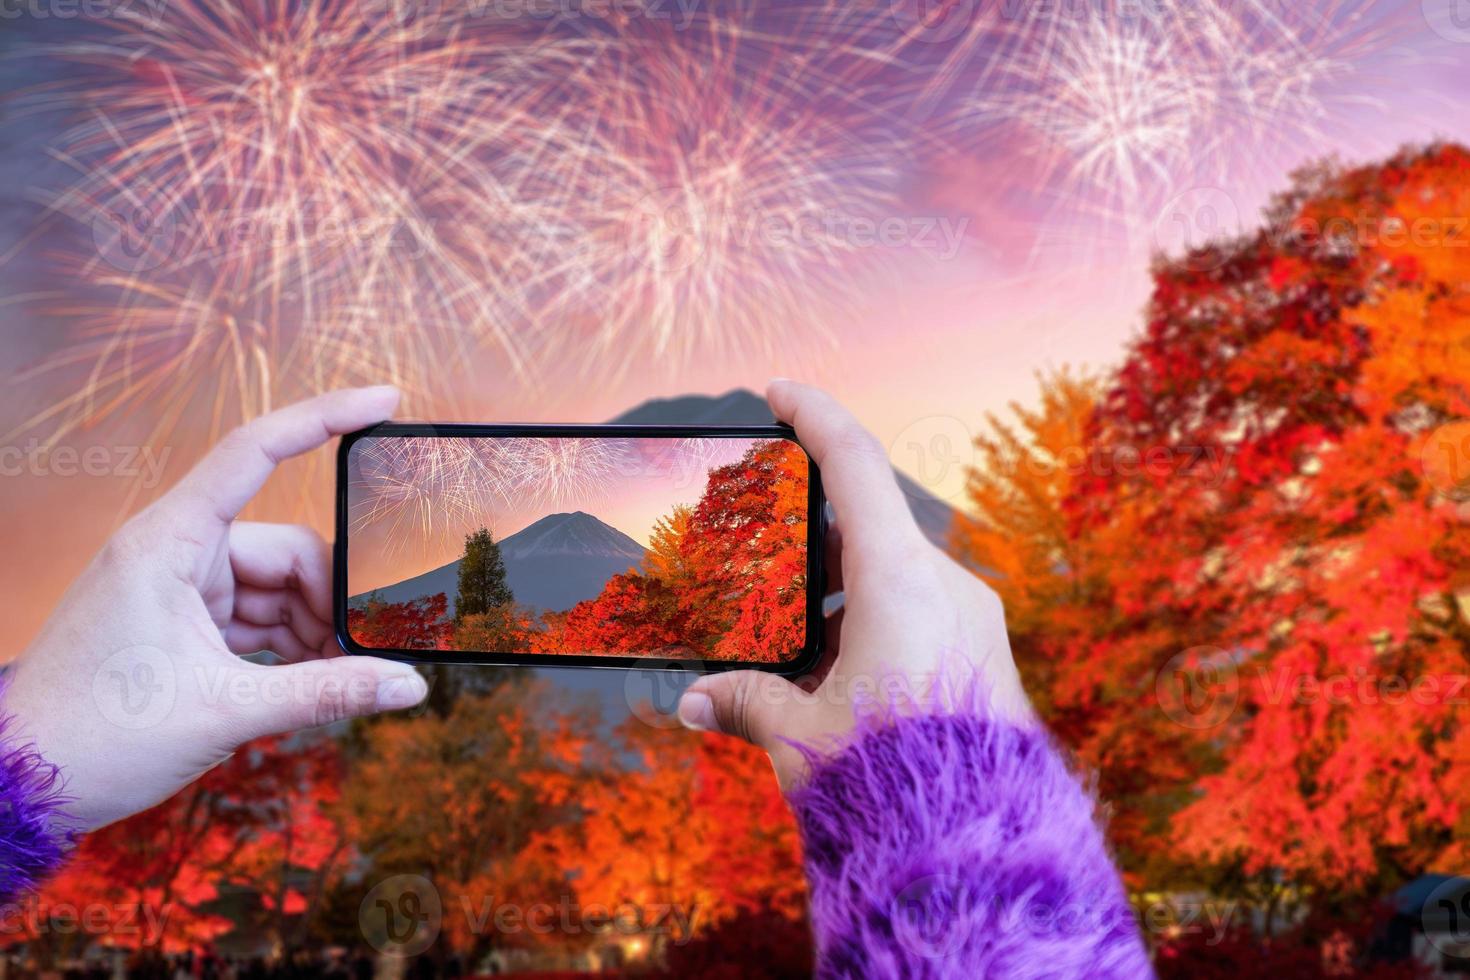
[499,511,646,562]
[607,388,774,425]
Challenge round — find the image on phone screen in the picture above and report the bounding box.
[339,427,821,669]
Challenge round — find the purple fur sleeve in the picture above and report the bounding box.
[787,703,1153,979]
[0,706,73,898]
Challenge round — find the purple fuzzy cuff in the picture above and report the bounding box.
[0,710,74,898]
[787,701,1153,979]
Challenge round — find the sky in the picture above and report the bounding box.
[346,434,768,594]
[1,1,1469,663]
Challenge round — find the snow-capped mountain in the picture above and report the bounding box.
[498,511,646,564]
[354,512,646,615]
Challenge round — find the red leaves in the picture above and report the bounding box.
[963,143,1470,903]
[348,592,448,649]
[542,440,809,662]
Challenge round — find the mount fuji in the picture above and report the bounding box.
[355,511,646,615]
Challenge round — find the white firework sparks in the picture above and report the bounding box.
[351,435,635,554]
[501,437,632,508]
[350,437,521,551]
[939,0,1424,238]
[509,9,905,377]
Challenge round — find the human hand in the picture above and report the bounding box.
[0,388,429,831]
[676,380,1030,790]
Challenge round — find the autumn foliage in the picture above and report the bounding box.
[36,144,1470,975]
[956,144,1470,959]
[547,438,810,662]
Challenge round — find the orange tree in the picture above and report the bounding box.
[956,144,1470,913]
[532,718,804,960]
[546,439,810,661]
[341,678,593,965]
[27,735,327,963]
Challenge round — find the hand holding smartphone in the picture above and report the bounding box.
[335,423,825,674]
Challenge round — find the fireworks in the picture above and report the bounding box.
[350,435,630,553]
[3,0,1446,462]
[502,436,631,508]
[931,1,1425,255]
[503,6,907,376]
[12,0,598,444]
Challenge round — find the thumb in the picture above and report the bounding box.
[678,671,796,749]
[229,657,428,740]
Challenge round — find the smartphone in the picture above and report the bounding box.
[335,423,825,674]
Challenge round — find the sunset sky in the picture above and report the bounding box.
[346,434,768,594]
[1,3,1469,657]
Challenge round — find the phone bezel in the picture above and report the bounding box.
[334,422,826,676]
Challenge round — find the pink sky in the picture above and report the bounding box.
[346,435,764,594]
[1,5,1468,655]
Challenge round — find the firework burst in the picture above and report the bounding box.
[513,6,906,377]
[349,435,527,557]
[5,0,1449,487]
[12,0,598,446]
[350,435,633,554]
[502,436,631,508]
[928,0,1428,257]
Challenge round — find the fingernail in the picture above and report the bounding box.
[377,670,428,710]
[678,691,718,732]
[768,377,791,387]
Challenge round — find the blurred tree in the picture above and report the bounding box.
[536,720,805,962]
[659,908,813,980]
[959,145,1470,925]
[31,736,320,965]
[343,680,593,967]
[226,739,351,959]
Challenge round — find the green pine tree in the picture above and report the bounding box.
[455,527,513,621]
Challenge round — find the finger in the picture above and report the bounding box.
[230,523,333,621]
[766,380,922,558]
[172,386,399,524]
[225,658,428,741]
[678,670,798,750]
[231,586,331,652]
[225,621,320,662]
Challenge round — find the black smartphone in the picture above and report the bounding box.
[334,423,825,674]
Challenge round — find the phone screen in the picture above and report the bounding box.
[339,427,820,669]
